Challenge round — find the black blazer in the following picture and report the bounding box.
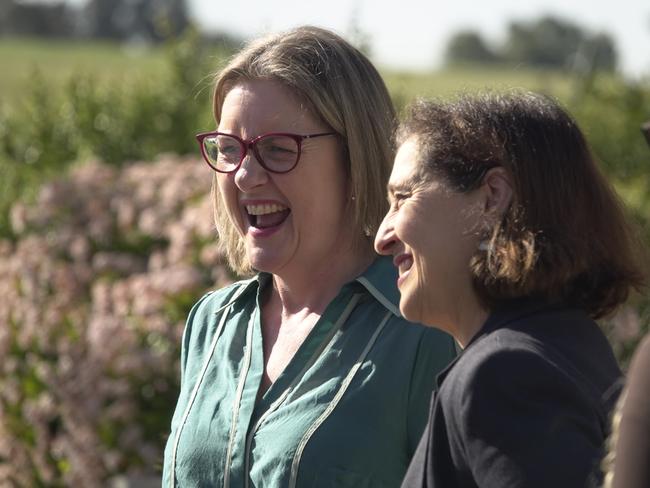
[401,298,622,488]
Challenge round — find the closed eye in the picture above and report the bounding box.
[268,145,296,154]
[218,143,239,155]
[215,138,239,155]
[390,192,409,209]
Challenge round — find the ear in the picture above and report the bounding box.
[481,167,513,220]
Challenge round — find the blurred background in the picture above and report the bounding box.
[0,0,648,486]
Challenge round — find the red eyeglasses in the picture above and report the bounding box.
[196,131,337,174]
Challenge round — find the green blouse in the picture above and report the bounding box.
[162,257,456,488]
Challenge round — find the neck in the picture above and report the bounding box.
[452,306,489,349]
[268,243,375,316]
[427,285,489,349]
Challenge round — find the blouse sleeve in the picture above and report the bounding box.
[178,290,216,386]
[447,347,607,488]
[407,328,457,454]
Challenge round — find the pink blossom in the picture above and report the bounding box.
[1,156,231,484]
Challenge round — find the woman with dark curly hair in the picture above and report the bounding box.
[375,92,648,488]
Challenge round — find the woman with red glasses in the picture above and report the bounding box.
[162,26,456,488]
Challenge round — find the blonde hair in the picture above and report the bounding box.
[210,26,396,275]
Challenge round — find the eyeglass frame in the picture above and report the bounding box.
[195,131,337,174]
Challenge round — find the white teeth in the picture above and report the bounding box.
[245,203,288,215]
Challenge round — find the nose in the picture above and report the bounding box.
[233,152,269,192]
[374,214,398,256]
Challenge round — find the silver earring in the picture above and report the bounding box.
[478,240,489,251]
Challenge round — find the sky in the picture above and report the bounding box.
[187,0,650,78]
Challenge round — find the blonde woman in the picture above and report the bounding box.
[162,26,456,487]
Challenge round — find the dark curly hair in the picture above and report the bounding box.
[398,91,647,318]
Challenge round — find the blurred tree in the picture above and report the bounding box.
[445,30,500,65]
[574,33,618,73]
[0,0,72,37]
[503,15,617,72]
[82,0,189,42]
[81,0,118,39]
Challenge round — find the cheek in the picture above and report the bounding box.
[301,161,348,224]
[395,207,430,250]
[216,175,241,221]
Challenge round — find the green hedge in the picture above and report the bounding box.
[0,29,218,238]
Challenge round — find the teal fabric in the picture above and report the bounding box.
[162,256,456,488]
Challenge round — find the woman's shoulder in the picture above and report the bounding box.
[441,305,622,414]
[181,277,258,344]
[191,277,257,315]
[376,312,457,363]
[430,317,621,488]
[466,303,618,372]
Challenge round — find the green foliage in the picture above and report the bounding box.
[568,74,650,268]
[0,71,79,238]
[564,75,650,364]
[65,29,213,164]
[0,70,77,169]
[568,77,650,182]
[163,290,201,324]
[0,29,216,237]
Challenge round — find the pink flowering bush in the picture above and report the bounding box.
[0,154,233,486]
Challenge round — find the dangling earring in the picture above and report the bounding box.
[478,240,489,251]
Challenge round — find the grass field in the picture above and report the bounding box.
[383,65,574,105]
[0,37,233,114]
[0,38,167,99]
[0,37,578,113]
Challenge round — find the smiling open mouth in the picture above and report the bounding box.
[245,203,291,229]
[394,254,414,286]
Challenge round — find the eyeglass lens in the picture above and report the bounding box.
[203,134,299,173]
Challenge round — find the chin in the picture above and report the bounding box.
[246,249,283,274]
[398,293,422,324]
[399,282,437,327]
[399,304,417,323]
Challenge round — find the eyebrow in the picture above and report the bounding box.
[387,174,421,196]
